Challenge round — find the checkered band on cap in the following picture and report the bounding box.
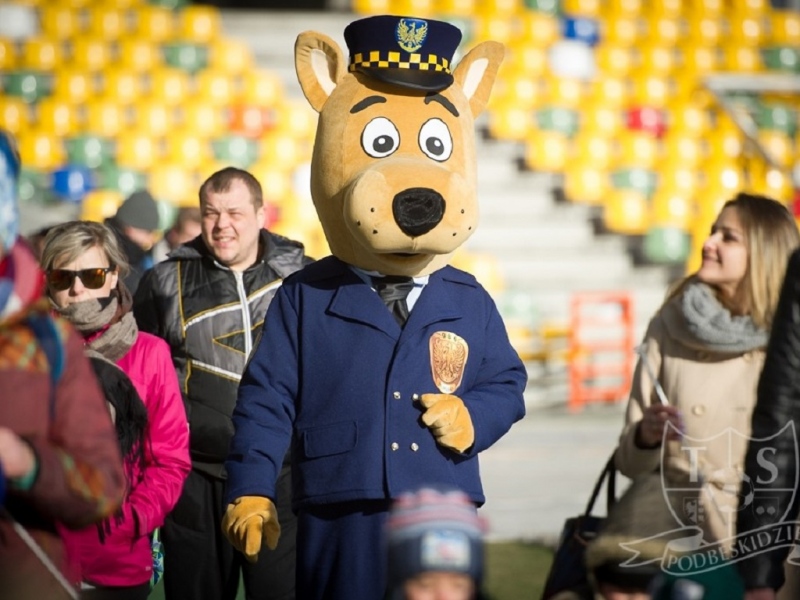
[349,51,451,74]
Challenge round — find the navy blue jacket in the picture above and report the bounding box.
[225,256,527,509]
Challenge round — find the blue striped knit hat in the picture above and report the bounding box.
[386,485,487,588]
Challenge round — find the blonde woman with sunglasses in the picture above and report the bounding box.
[40,221,191,600]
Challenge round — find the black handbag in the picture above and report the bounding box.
[540,453,617,600]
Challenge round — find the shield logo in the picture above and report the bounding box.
[660,421,797,539]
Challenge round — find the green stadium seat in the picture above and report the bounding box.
[211,135,260,168]
[162,42,209,73]
[64,135,114,169]
[611,168,658,197]
[762,47,800,74]
[643,226,691,264]
[535,107,580,137]
[754,102,797,136]
[96,165,148,197]
[3,70,51,103]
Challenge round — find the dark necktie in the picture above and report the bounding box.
[371,276,415,327]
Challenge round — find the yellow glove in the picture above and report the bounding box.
[221,496,281,563]
[419,394,475,454]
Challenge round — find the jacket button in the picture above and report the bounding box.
[691,405,706,417]
[391,442,399,451]
[393,391,401,400]
[410,443,419,452]
[412,393,419,401]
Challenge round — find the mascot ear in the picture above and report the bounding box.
[452,41,505,117]
[295,31,347,113]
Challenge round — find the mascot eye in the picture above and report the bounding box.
[361,117,400,158]
[418,118,453,162]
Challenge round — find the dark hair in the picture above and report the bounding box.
[199,167,263,209]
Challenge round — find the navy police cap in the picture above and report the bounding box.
[344,15,462,92]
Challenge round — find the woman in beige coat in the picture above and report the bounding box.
[607,193,800,598]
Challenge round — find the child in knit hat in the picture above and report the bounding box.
[384,485,491,600]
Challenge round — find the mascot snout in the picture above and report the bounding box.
[392,188,445,237]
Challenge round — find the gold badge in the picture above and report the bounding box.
[396,18,428,53]
[429,331,469,394]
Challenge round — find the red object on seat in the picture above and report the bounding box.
[626,106,666,138]
[228,105,278,138]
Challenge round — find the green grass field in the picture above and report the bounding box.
[149,542,554,600]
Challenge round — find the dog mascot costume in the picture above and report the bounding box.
[222,15,527,599]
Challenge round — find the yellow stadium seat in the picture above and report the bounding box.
[603,16,641,46]
[749,165,794,201]
[0,98,30,136]
[523,131,570,172]
[117,38,163,73]
[133,6,174,42]
[18,129,65,170]
[688,0,723,16]
[85,100,128,136]
[679,43,721,76]
[115,132,162,171]
[476,0,519,16]
[240,69,285,107]
[101,70,142,104]
[771,11,800,45]
[729,14,768,46]
[487,105,533,141]
[148,164,197,204]
[582,105,624,136]
[561,0,600,17]
[178,5,221,42]
[504,44,548,78]
[588,77,628,108]
[757,131,794,169]
[81,190,124,223]
[209,39,254,74]
[39,6,82,40]
[542,76,585,109]
[146,67,191,106]
[668,103,711,136]
[20,38,62,71]
[605,0,642,16]
[708,130,745,163]
[518,12,560,47]
[129,100,174,137]
[194,70,237,107]
[686,16,724,46]
[473,15,514,45]
[639,44,677,75]
[391,0,436,16]
[572,133,617,170]
[274,100,318,141]
[165,134,211,169]
[723,46,763,72]
[603,189,648,235]
[434,0,475,16]
[0,38,16,70]
[249,162,292,206]
[86,7,128,40]
[259,134,307,170]
[594,44,635,77]
[101,0,144,7]
[650,188,693,229]
[646,16,683,45]
[564,162,610,205]
[36,98,80,136]
[499,73,542,109]
[663,134,706,167]
[618,132,661,169]
[644,0,683,19]
[179,101,226,139]
[730,0,768,13]
[660,164,702,195]
[630,73,673,107]
[703,159,745,195]
[353,0,391,13]
[52,70,95,104]
[68,38,112,72]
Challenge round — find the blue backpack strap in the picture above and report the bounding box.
[25,313,64,421]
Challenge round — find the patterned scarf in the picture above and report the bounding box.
[52,281,138,362]
[0,241,45,321]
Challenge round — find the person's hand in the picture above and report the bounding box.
[221,496,280,563]
[636,404,684,448]
[745,589,776,600]
[0,427,36,480]
[419,394,475,454]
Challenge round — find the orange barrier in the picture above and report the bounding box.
[568,291,635,412]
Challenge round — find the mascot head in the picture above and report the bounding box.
[295,15,504,277]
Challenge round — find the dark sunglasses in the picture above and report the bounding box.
[47,267,115,291]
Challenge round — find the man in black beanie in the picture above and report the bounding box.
[106,189,160,294]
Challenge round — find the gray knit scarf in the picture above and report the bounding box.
[53,283,138,362]
[661,282,768,354]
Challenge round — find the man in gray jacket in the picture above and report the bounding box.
[134,167,312,600]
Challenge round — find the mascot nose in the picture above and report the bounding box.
[392,188,446,238]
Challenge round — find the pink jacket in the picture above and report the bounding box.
[61,332,191,587]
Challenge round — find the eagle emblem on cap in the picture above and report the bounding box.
[396,18,428,53]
